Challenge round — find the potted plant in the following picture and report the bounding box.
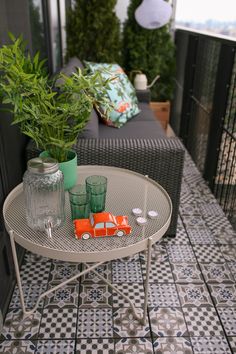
[0,35,111,189]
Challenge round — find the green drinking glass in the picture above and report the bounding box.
[86,175,107,213]
[69,184,90,220]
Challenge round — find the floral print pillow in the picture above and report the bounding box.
[85,62,140,128]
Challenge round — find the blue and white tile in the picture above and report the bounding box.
[228,337,236,353]
[149,283,180,307]
[140,243,168,263]
[190,336,231,353]
[36,340,75,353]
[20,260,52,285]
[77,309,113,338]
[9,282,47,309]
[198,202,225,217]
[208,284,236,306]
[79,283,112,308]
[153,337,193,354]
[213,226,236,244]
[171,263,203,283]
[166,245,196,263]
[182,215,207,229]
[200,262,235,283]
[220,245,236,261]
[81,262,112,283]
[176,284,213,307]
[180,202,202,216]
[217,307,236,336]
[227,260,236,281]
[187,227,216,244]
[162,228,190,245]
[44,282,79,308]
[112,260,143,283]
[49,262,81,283]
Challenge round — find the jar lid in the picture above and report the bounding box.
[27,157,59,174]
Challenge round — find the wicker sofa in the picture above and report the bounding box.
[26,58,185,236]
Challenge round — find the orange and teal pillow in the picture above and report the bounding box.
[85,62,140,128]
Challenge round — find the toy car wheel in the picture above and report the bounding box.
[82,233,91,240]
[116,230,125,237]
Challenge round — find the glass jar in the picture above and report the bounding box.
[23,157,65,236]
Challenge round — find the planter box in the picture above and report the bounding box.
[150,101,170,131]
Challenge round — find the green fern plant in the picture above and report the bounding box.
[0,34,111,162]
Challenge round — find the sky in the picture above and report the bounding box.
[175,0,236,23]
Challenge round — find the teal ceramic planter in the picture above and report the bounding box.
[40,150,77,191]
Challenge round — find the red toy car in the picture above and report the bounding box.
[74,212,132,240]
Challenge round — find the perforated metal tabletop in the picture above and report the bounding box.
[3,166,172,262]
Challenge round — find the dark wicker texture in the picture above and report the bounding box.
[26,137,185,236]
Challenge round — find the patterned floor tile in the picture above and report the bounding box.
[49,262,81,283]
[149,284,180,307]
[113,308,150,338]
[187,227,216,244]
[142,260,174,283]
[24,251,50,263]
[77,309,113,338]
[208,284,236,306]
[206,215,233,231]
[44,282,79,308]
[81,262,112,283]
[217,307,236,335]
[112,283,145,308]
[200,263,235,283]
[140,244,168,263]
[190,336,231,353]
[149,307,188,337]
[228,337,236,353]
[118,253,140,262]
[171,263,204,283]
[79,283,112,308]
[182,215,207,229]
[180,202,202,216]
[0,340,36,353]
[115,337,153,354]
[153,337,193,354]
[36,340,75,353]
[213,226,236,244]
[20,260,51,285]
[1,309,41,340]
[76,338,114,353]
[176,284,213,307]
[220,245,236,261]
[9,282,47,309]
[112,260,143,283]
[183,305,224,336]
[38,307,77,339]
[166,245,196,263]
[198,202,225,217]
[192,245,225,263]
[162,228,190,245]
[228,260,236,281]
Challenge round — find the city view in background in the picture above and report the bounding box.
[175,0,236,37]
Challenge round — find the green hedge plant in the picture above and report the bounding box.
[66,0,121,64]
[0,34,112,162]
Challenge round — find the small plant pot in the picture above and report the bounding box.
[40,150,77,190]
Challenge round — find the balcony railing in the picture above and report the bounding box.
[171,27,236,228]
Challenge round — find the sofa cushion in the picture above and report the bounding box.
[85,61,140,128]
[99,103,166,139]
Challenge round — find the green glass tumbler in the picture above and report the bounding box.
[86,175,107,213]
[69,184,90,220]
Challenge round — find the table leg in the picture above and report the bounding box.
[84,236,153,325]
[9,230,105,318]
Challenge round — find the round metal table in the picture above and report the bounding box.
[3,165,172,323]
